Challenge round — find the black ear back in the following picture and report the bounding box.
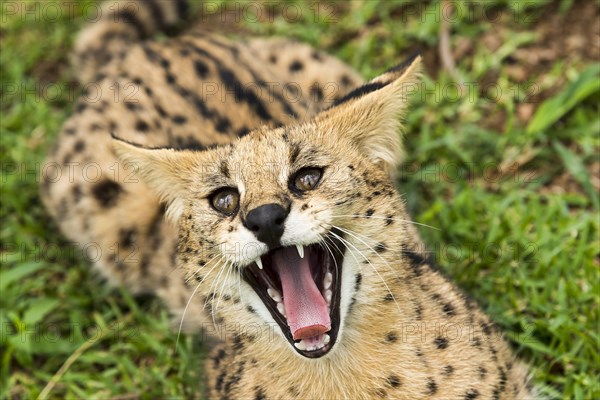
[329,51,422,109]
[381,51,422,76]
[330,82,388,108]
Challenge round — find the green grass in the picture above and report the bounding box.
[1,0,598,398]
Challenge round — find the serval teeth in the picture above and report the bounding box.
[267,288,282,302]
[294,340,307,351]
[277,302,286,317]
[325,289,332,304]
[296,244,304,258]
[323,272,332,290]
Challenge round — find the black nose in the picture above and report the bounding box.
[244,203,289,248]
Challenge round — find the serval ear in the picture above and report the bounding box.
[112,137,203,221]
[316,54,422,177]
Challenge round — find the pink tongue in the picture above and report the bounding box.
[272,247,330,340]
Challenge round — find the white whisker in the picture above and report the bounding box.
[182,253,223,284]
[329,228,400,313]
[206,258,229,329]
[176,252,224,347]
[201,256,226,312]
[237,267,244,308]
[176,280,202,351]
[332,214,440,231]
[319,235,339,289]
[215,259,234,312]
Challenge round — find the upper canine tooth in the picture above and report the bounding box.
[267,288,282,302]
[255,258,263,269]
[296,244,304,258]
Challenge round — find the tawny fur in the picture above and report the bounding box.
[41,0,362,331]
[42,1,535,398]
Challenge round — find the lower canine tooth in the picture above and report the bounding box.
[267,288,282,302]
[255,258,263,269]
[325,289,332,303]
[296,244,304,258]
[323,334,331,344]
[294,340,307,351]
[277,303,286,317]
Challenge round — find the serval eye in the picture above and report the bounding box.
[293,168,323,192]
[210,188,239,215]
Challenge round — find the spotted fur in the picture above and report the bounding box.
[42,1,535,398]
[41,0,362,331]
